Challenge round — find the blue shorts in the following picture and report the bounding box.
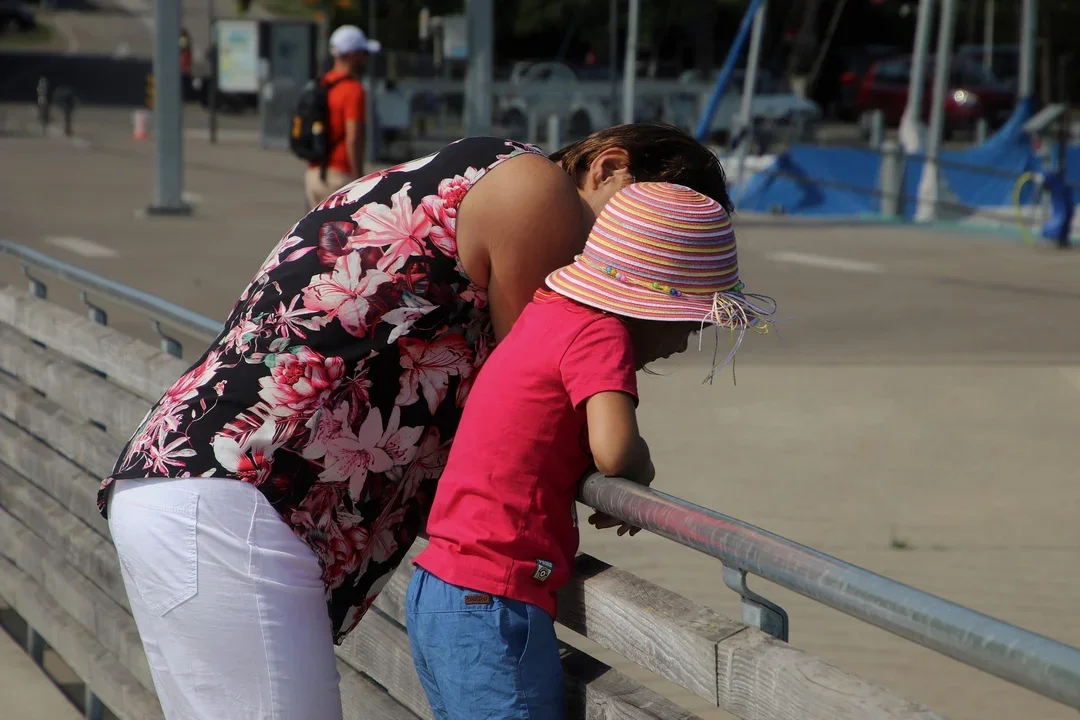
[405,567,564,720]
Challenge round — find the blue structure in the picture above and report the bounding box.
[737,97,1062,221]
[693,0,767,141]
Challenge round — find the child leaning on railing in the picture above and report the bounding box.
[404,181,776,720]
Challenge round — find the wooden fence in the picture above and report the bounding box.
[0,284,954,719]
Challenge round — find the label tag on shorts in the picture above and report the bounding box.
[464,593,492,605]
[533,559,554,583]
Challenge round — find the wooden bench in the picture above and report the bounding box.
[0,285,945,720]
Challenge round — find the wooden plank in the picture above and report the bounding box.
[338,608,435,720]
[371,539,425,625]
[0,501,419,720]
[562,646,701,720]
[0,415,110,538]
[557,554,744,706]
[0,373,125,481]
[714,626,946,720]
[0,288,188,402]
[338,656,422,720]
[0,462,128,611]
[0,506,153,692]
[0,555,164,720]
[0,324,149,439]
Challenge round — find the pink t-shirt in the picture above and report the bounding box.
[415,290,638,616]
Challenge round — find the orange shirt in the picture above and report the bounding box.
[310,69,366,176]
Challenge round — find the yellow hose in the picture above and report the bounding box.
[1013,172,1038,245]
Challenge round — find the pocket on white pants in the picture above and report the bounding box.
[110,487,199,617]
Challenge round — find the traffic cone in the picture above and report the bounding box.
[133,109,149,140]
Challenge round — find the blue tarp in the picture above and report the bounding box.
[739,98,1041,218]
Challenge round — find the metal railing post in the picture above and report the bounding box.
[723,565,789,641]
[153,320,184,358]
[81,291,108,326]
[26,626,45,665]
[84,688,105,720]
[22,266,47,299]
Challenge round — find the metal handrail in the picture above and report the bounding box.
[3,240,1079,709]
[581,474,1080,709]
[0,240,222,344]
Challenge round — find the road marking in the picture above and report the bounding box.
[115,42,131,58]
[1061,368,1080,395]
[767,251,885,274]
[52,16,79,54]
[45,236,119,259]
[182,191,203,204]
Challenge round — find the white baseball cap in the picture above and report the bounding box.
[329,25,381,56]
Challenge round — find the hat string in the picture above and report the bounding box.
[700,290,778,384]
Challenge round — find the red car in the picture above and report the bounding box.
[854,55,1015,136]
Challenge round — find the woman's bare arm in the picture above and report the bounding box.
[456,153,588,341]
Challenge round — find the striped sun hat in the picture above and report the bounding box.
[546,182,776,332]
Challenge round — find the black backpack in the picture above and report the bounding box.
[290,76,346,169]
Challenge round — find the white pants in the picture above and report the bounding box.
[108,478,343,720]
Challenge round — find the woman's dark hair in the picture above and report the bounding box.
[549,123,733,213]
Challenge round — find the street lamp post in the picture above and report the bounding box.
[148,0,191,216]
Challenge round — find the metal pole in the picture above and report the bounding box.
[915,0,958,222]
[365,0,377,165]
[1018,0,1036,101]
[609,0,618,125]
[735,0,767,204]
[148,0,190,215]
[982,0,995,73]
[208,0,217,144]
[318,2,331,75]
[899,0,935,153]
[621,0,639,125]
[464,0,493,136]
[693,0,767,141]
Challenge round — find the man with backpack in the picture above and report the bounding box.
[293,25,381,210]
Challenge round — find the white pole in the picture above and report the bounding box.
[621,0,639,124]
[982,0,995,73]
[916,0,958,222]
[899,0,935,154]
[464,0,493,136]
[365,0,377,166]
[149,0,189,214]
[1018,0,1036,101]
[735,0,767,201]
[609,0,618,125]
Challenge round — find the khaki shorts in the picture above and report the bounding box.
[304,167,353,210]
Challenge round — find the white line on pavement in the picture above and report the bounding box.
[1061,368,1080,396]
[45,236,119,259]
[766,251,886,274]
[52,16,80,54]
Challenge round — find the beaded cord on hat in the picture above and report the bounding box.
[580,254,778,384]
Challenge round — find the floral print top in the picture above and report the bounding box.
[99,137,543,643]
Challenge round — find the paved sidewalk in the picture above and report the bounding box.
[2,121,1080,720]
[0,622,82,720]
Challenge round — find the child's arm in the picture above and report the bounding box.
[584,391,653,537]
[585,391,654,486]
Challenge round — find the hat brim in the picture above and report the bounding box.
[546,261,720,323]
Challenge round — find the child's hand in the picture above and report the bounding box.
[588,511,641,537]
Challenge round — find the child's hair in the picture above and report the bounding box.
[550,124,733,213]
